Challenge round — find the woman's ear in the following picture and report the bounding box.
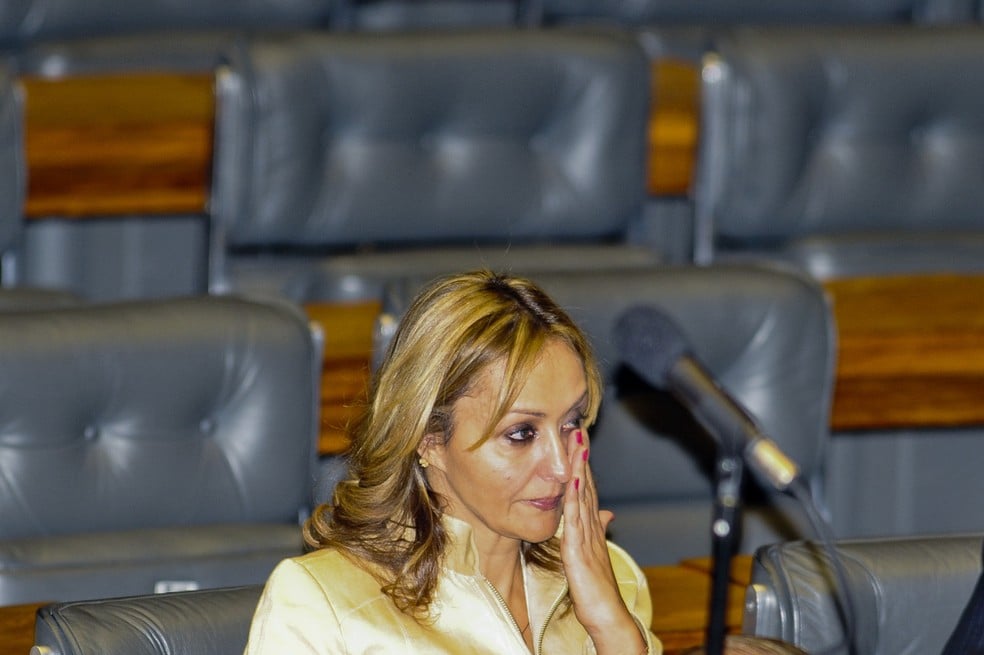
[418,433,447,472]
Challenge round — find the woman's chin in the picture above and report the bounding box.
[523,515,562,544]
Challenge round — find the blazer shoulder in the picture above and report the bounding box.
[606,540,647,585]
[284,548,390,611]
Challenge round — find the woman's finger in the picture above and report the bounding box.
[598,509,615,534]
[563,431,585,536]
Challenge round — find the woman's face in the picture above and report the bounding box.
[423,339,588,550]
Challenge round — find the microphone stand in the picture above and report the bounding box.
[705,446,745,655]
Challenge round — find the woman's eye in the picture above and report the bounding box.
[504,425,537,443]
[563,413,586,431]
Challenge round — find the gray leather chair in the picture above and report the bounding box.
[744,533,984,655]
[373,264,836,565]
[210,28,669,305]
[31,585,263,655]
[693,25,984,279]
[0,295,320,605]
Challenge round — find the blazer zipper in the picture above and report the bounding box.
[535,582,568,655]
[482,572,568,655]
[483,578,528,651]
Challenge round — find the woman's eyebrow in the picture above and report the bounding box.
[506,390,588,419]
[566,391,589,414]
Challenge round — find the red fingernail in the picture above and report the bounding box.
[576,430,583,445]
[574,477,580,491]
[582,449,588,461]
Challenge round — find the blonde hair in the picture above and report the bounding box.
[304,270,602,620]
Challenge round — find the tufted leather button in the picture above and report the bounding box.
[199,417,215,435]
[82,425,98,441]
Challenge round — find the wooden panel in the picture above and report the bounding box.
[678,555,754,588]
[826,274,984,431]
[648,556,751,654]
[648,59,700,197]
[22,73,215,218]
[305,301,380,455]
[0,602,44,655]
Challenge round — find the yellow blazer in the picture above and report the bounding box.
[244,516,661,654]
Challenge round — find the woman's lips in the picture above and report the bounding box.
[526,495,563,511]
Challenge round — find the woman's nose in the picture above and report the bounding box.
[539,431,571,483]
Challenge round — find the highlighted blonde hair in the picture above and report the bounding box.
[305,270,602,619]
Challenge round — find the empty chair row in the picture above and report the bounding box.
[2,0,979,47]
[3,27,670,303]
[4,24,984,307]
[0,1,527,45]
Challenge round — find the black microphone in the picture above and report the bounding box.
[613,304,801,492]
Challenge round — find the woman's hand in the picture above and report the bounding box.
[561,429,647,655]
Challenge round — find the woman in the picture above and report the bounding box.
[244,270,660,654]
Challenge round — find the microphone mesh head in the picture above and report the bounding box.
[613,305,691,387]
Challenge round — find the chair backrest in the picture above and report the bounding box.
[210,28,651,292]
[744,533,984,655]
[539,0,978,25]
[0,0,331,45]
[0,296,320,603]
[12,30,246,76]
[332,0,539,30]
[375,264,836,564]
[0,61,24,285]
[32,585,263,655]
[694,25,984,277]
[0,295,318,538]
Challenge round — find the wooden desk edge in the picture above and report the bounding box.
[0,601,44,655]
